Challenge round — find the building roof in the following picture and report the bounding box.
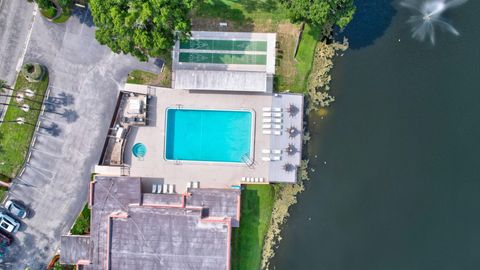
[61,176,238,270]
[172,31,276,92]
[60,235,91,265]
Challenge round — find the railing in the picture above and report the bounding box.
[241,154,254,168]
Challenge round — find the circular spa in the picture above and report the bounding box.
[132,143,147,158]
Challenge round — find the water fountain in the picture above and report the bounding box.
[400,0,468,44]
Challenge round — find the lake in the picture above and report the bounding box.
[271,0,480,269]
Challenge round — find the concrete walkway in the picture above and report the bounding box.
[2,7,161,269]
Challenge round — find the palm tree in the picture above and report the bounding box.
[0,93,43,105]
[286,143,297,155]
[0,80,13,92]
[282,163,295,172]
[0,102,41,112]
[286,103,299,117]
[0,117,29,125]
[286,125,299,138]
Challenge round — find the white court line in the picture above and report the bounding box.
[15,4,38,72]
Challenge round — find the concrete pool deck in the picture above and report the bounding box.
[119,84,303,192]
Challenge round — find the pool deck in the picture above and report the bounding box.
[120,84,303,192]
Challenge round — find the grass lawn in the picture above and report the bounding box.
[283,24,321,93]
[0,186,8,203]
[53,8,72,24]
[231,185,275,270]
[127,53,172,87]
[193,0,319,93]
[127,70,158,85]
[0,72,49,178]
[70,204,91,235]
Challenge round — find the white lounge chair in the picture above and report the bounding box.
[272,156,281,161]
[163,184,169,193]
[273,130,282,135]
[263,130,272,135]
[254,177,259,182]
[260,177,265,182]
[262,157,271,161]
[193,181,199,188]
[263,112,272,117]
[152,184,157,193]
[273,112,283,117]
[273,149,282,154]
[263,107,272,112]
[263,118,273,123]
[273,107,283,112]
[169,184,175,194]
[273,118,282,123]
[242,177,246,182]
[273,124,282,129]
[187,182,192,189]
[262,149,271,154]
[262,124,272,129]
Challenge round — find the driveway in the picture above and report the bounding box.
[2,7,161,269]
[0,0,35,118]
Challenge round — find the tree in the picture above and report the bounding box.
[0,80,12,93]
[89,0,197,61]
[280,0,355,29]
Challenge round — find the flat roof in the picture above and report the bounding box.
[172,31,276,92]
[60,235,91,265]
[62,176,239,270]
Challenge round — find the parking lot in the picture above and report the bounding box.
[1,7,160,269]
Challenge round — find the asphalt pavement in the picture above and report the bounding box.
[1,7,161,269]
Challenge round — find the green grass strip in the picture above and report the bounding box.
[70,204,91,235]
[231,185,275,270]
[291,24,321,92]
[0,73,49,177]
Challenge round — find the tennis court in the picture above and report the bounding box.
[179,52,267,65]
[180,39,268,52]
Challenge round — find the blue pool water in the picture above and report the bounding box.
[165,109,252,162]
[132,143,147,158]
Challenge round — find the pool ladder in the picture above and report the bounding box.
[242,154,255,168]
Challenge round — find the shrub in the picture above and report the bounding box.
[21,63,45,82]
[70,205,91,235]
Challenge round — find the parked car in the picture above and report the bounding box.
[5,200,28,219]
[0,245,6,263]
[0,232,11,246]
[0,212,20,233]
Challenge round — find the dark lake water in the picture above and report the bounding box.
[272,1,480,269]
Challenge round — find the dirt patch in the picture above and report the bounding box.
[275,23,301,91]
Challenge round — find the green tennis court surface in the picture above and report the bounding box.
[179,52,267,65]
[180,39,268,52]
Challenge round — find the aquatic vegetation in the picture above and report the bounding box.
[307,39,348,113]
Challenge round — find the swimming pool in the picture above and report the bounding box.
[165,109,253,163]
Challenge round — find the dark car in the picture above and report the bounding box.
[5,199,28,219]
[0,232,11,246]
[0,245,7,263]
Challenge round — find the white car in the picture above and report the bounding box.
[5,200,28,219]
[0,212,20,233]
